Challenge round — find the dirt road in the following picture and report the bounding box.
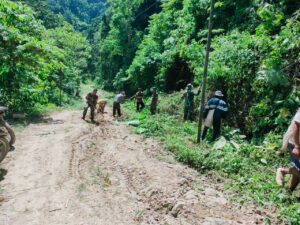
[0,108,268,225]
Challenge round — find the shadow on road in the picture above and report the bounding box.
[84,120,100,126]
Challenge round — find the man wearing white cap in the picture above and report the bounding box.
[202,90,228,141]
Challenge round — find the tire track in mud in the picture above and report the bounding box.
[70,114,270,224]
[68,121,113,179]
[69,128,93,178]
[0,108,273,225]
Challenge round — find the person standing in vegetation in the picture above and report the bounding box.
[150,87,158,115]
[134,88,145,112]
[181,84,200,121]
[113,91,126,117]
[276,109,300,191]
[82,89,98,122]
[202,91,228,141]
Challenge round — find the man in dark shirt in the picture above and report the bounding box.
[202,90,228,141]
[135,88,145,112]
[82,89,98,122]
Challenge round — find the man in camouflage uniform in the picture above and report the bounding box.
[82,89,98,122]
[181,84,200,121]
[134,88,145,112]
[150,87,158,115]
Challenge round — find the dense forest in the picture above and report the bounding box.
[1,0,300,221]
[0,0,96,113]
[1,0,299,138]
[93,0,300,139]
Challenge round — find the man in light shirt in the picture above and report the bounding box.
[113,91,126,117]
[276,109,300,191]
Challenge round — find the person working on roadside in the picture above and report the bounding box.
[202,90,228,141]
[276,109,300,191]
[82,89,98,122]
[181,83,200,121]
[150,87,158,115]
[134,88,145,112]
[113,91,126,117]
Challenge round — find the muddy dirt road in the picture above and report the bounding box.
[0,108,268,225]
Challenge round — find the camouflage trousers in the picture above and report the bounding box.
[184,106,194,121]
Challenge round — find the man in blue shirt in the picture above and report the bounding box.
[202,90,228,141]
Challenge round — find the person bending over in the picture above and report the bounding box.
[113,91,126,117]
[82,89,98,122]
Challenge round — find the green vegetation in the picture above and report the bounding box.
[0,0,91,115]
[1,0,300,223]
[46,0,106,31]
[120,94,297,223]
[95,0,300,138]
[15,0,106,30]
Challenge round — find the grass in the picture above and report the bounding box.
[134,209,145,221]
[117,91,300,224]
[91,166,112,189]
[76,183,86,198]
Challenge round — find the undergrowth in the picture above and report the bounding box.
[10,82,94,131]
[115,91,300,224]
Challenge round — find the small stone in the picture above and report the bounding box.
[185,190,198,200]
[147,189,158,198]
[179,178,187,186]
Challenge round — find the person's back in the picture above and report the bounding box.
[114,93,125,103]
[113,92,126,117]
[202,91,228,141]
[206,97,228,120]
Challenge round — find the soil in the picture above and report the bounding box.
[0,107,271,225]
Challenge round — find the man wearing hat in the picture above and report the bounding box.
[202,90,228,141]
[181,83,200,121]
[150,87,158,115]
